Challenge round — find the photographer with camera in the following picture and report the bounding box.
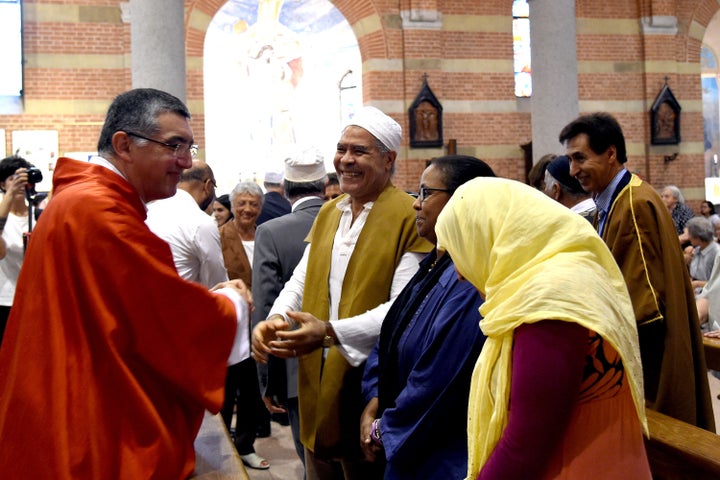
[0,155,40,345]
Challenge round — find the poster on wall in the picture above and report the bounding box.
[11,130,58,193]
[64,152,96,162]
[706,177,720,205]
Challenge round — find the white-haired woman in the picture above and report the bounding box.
[661,185,695,235]
[219,181,270,470]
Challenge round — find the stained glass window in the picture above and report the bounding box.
[513,0,531,97]
[702,45,720,174]
[204,0,362,192]
[0,0,21,95]
[0,0,22,111]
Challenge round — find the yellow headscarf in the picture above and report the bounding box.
[435,177,646,479]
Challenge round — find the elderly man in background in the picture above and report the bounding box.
[0,88,251,478]
[252,146,328,467]
[560,112,714,432]
[682,216,719,295]
[253,106,432,479]
[257,169,291,226]
[698,251,720,329]
[542,154,596,222]
[146,160,228,288]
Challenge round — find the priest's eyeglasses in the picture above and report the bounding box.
[419,186,453,202]
[124,131,199,159]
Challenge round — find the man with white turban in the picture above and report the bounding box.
[252,106,432,478]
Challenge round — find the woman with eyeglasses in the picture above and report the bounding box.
[360,155,495,479]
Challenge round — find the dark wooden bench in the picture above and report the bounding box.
[643,336,720,479]
[704,335,720,371]
[645,409,720,480]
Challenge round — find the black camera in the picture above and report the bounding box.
[26,167,43,184]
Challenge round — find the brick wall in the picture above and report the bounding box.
[572,0,714,211]
[1,1,130,159]
[1,0,716,209]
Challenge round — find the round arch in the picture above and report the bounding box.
[182,0,390,190]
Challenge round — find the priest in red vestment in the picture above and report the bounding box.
[0,88,248,479]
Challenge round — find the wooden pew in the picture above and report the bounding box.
[704,335,720,371]
[644,409,720,480]
[643,336,720,479]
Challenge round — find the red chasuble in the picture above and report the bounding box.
[0,158,237,479]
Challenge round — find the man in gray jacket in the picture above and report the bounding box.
[251,147,327,465]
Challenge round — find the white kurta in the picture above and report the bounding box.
[269,196,423,366]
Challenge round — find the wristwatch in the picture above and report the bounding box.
[322,322,335,347]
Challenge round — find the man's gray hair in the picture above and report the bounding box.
[284,178,326,199]
[97,88,190,158]
[544,170,586,198]
[686,216,715,243]
[180,163,213,183]
[374,137,396,175]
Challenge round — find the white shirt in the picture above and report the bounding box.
[242,240,254,266]
[269,196,423,366]
[292,195,321,211]
[570,197,597,215]
[0,211,28,306]
[90,155,128,183]
[146,189,228,288]
[220,287,252,365]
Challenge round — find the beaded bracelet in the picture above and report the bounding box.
[370,418,383,446]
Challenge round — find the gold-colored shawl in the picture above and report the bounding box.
[434,177,646,479]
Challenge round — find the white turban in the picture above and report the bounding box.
[345,106,401,152]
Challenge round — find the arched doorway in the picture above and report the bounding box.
[203,0,363,193]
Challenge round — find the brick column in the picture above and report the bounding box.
[129,0,187,102]
[529,0,579,161]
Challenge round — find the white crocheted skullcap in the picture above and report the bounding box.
[284,146,327,183]
[263,170,283,184]
[345,106,402,152]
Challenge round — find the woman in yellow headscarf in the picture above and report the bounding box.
[435,177,650,480]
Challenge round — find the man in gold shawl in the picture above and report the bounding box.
[436,177,651,479]
[559,112,714,431]
[252,106,432,479]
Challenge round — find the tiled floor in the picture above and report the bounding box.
[245,424,304,480]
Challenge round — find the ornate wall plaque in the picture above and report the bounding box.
[651,78,681,145]
[409,74,443,148]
